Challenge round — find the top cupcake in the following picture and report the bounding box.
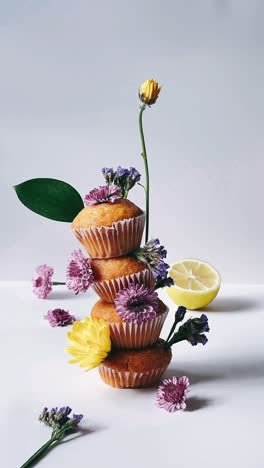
[72,186,145,258]
[72,198,143,229]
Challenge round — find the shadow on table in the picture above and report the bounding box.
[60,424,105,444]
[164,359,264,385]
[186,396,213,412]
[201,296,258,313]
[48,289,94,301]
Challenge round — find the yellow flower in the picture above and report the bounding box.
[139,79,162,105]
[65,317,111,371]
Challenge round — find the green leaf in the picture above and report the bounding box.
[14,178,84,222]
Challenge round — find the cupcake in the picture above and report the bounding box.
[72,196,145,259]
[91,296,169,349]
[91,255,155,303]
[99,340,172,388]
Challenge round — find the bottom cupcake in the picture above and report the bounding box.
[99,340,172,388]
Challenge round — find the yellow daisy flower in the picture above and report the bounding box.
[139,79,162,105]
[65,316,111,371]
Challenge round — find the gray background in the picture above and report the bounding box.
[0,0,263,282]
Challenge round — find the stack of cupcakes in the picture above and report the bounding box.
[72,189,172,388]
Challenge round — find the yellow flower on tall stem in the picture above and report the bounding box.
[65,317,111,371]
[138,79,162,243]
[139,79,162,106]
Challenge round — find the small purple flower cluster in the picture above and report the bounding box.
[164,306,210,348]
[134,238,174,289]
[39,406,83,431]
[185,314,210,346]
[102,166,141,198]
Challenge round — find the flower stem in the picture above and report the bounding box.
[165,321,178,344]
[139,104,150,243]
[52,282,66,286]
[163,333,186,349]
[20,438,55,468]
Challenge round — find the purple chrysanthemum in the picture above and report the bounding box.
[32,264,54,299]
[156,376,190,412]
[44,309,76,327]
[84,185,121,206]
[115,283,159,324]
[66,249,94,294]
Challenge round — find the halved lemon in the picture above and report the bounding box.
[167,259,221,310]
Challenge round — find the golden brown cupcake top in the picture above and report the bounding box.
[72,199,143,229]
[91,298,168,324]
[91,255,148,281]
[103,340,172,373]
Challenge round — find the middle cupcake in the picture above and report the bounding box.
[91,255,155,302]
[91,298,168,349]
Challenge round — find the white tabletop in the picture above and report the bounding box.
[2,282,263,468]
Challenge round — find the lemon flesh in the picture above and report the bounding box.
[167,259,221,310]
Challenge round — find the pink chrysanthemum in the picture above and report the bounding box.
[115,283,159,324]
[32,264,54,299]
[66,249,94,294]
[156,376,190,412]
[44,309,76,327]
[84,185,121,206]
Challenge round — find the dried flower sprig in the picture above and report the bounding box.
[32,264,65,299]
[102,166,141,198]
[133,238,174,290]
[156,376,190,412]
[163,306,210,348]
[21,406,83,468]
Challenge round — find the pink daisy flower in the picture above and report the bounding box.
[44,309,76,327]
[32,264,54,299]
[156,376,190,412]
[66,249,94,294]
[84,185,121,206]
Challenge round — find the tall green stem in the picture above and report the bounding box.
[139,104,150,243]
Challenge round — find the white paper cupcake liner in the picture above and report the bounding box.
[92,268,155,303]
[73,213,145,258]
[109,306,169,349]
[99,364,169,388]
